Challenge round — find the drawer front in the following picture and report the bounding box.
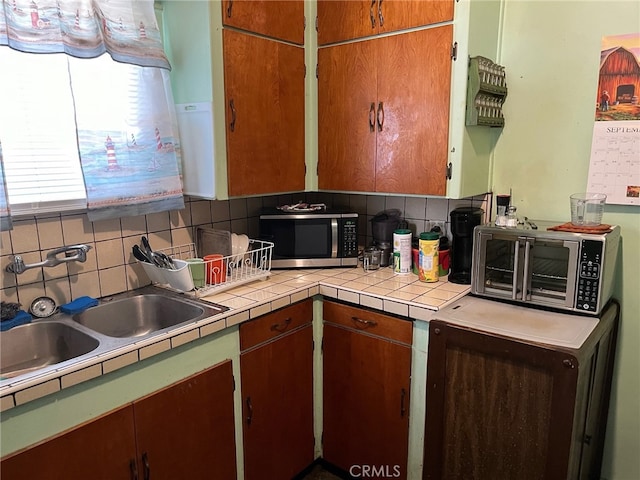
[323,300,412,345]
[240,299,313,351]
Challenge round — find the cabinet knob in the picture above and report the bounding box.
[351,316,378,328]
[270,317,292,332]
[142,452,150,480]
[226,0,233,18]
[246,396,253,425]
[434,327,441,335]
[369,102,376,132]
[229,99,236,132]
[376,102,384,131]
[370,0,376,28]
[378,0,384,27]
[130,459,138,480]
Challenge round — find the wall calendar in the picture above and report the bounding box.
[587,32,640,205]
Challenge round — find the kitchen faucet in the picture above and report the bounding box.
[5,244,92,274]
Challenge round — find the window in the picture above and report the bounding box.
[0,48,183,219]
[0,0,183,223]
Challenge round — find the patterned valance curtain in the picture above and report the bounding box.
[0,0,169,69]
[0,0,184,223]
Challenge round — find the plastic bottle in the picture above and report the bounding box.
[393,229,412,274]
[418,232,439,282]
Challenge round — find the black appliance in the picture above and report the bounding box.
[449,206,484,284]
[259,208,358,268]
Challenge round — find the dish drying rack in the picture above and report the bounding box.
[146,240,274,297]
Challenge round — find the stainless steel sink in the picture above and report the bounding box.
[0,322,100,379]
[72,293,224,338]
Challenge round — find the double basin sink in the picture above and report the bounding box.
[1,286,228,384]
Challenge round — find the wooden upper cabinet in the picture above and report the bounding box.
[376,25,452,195]
[318,25,453,195]
[223,29,305,196]
[317,39,377,192]
[317,0,454,46]
[222,0,305,45]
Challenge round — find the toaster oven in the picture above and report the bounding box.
[471,222,620,315]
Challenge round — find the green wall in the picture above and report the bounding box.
[494,2,640,478]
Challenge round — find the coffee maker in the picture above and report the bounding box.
[370,209,405,267]
[449,207,484,284]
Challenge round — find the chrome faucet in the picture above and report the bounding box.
[5,244,92,274]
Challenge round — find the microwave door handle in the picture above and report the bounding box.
[331,219,338,258]
[512,239,521,300]
[521,237,533,301]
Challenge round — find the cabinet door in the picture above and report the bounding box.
[379,0,454,36]
[241,322,314,479]
[375,26,452,195]
[317,0,454,46]
[323,311,411,478]
[133,361,237,480]
[0,406,137,480]
[223,29,305,196]
[318,40,377,192]
[317,0,374,46]
[221,0,305,45]
[424,321,580,480]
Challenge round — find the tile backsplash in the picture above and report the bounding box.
[0,192,488,311]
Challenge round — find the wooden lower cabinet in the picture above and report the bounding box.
[424,301,619,480]
[322,300,412,479]
[240,299,315,480]
[0,361,237,480]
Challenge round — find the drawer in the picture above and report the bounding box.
[240,299,313,351]
[323,300,412,345]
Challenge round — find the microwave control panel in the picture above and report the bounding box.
[341,219,359,257]
[576,240,603,312]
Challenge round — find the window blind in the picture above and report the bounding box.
[0,47,87,215]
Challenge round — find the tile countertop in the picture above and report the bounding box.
[0,267,469,411]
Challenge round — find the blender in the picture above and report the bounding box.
[370,209,405,267]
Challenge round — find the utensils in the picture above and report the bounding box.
[134,237,176,269]
[133,245,152,263]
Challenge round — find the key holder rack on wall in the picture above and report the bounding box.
[466,56,507,127]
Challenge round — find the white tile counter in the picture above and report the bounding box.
[0,267,469,410]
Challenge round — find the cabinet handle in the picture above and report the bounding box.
[369,102,376,132]
[229,99,236,132]
[226,0,233,18]
[378,0,384,27]
[376,102,384,131]
[400,387,406,417]
[270,317,292,332]
[351,316,378,328]
[142,452,150,480]
[130,459,138,480]
[369,0,376,28]
[246,396,253,425]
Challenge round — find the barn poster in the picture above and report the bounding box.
[587,32,640,205]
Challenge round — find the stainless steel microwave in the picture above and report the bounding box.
[471,222,620,315]
[259,209,359,268]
